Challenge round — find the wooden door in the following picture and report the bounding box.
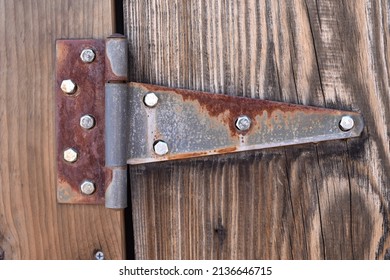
[124,0,390,259]
[0,0,124,259]
[1,0,389,261]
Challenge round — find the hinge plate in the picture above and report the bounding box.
[127,83,363,164]
[56,39,109,204]
[55,37,364,208]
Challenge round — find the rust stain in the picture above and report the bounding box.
[105,56,127,82]
[56,39,110,205]
[158,146,237,162]
[214,146,237,154]
[165,151,209,161]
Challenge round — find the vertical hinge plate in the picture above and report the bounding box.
[56,39,109,204]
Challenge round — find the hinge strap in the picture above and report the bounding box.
[56,36,364,209]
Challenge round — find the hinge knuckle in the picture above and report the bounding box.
[105,83,129,167]
[105,167,127,209]
[104,77,129,209]
[105,36,128,82]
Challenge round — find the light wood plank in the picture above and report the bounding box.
[0,0,124,259]
[125,0,390,259]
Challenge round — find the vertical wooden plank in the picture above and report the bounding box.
[0,0,125,259]
[125,0,390,259]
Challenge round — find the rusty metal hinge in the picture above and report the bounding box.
[56,35,364,209]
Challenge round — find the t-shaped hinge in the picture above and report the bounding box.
[56,35,364,209]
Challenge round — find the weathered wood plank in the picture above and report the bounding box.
[0,0,125,259]
[125,0,390,259]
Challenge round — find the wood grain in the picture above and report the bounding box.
[0,0,125,259]
[125,0,390,259]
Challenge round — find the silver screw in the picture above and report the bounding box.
[94,250,104,260]
[60,79,77,94]
[144,92,159,107]
[63,148,78,163]
[339,116,354,131]
[153,140,169,156]
[80,115,95,130]
[80,180,95,195]
[80,48,95,63]
[235,115,251,131]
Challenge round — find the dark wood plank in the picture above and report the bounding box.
[125,0,390,259]
[0,0,125,259]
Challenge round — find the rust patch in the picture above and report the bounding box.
[165,151,209,161]
[56,39,109,204]
[130,82,347,137]
[156,147,237,162]
[214,146,237,154]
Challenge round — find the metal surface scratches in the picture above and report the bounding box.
[127,83,364,164]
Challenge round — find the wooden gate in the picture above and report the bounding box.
[0,0,389,260]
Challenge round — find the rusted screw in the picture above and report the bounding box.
[339,116,354,131]
[80,48,95,63]
[63,148,78,163]
[80,115,95,130]
[60,79,77,94]
[144,92,159,107]
[153,140,169,156]
[95,250,105,260]
[235,115,251,131]
[80,180,95,195]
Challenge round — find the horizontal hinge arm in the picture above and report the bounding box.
[126,83,364,165]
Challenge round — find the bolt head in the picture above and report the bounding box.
[80,180,95,195]
[339,116,354,131]
[60,79,77,94]
[154,140,169,156]
[80,48,95,63]
[94,250,104,260]
[144,92,159,107]
[63,148,78,163]
[80,115,95,130]
[235,115,251,131]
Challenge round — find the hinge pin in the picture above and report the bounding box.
[60,79,77,94]
[339,116,354,131]
[80,180,96,195]
[63,148,78,163]
[235,115,251,131]
[80,48,96,63]
[80,114,95,130]
[154,140,169,156]
[144,92,159,107]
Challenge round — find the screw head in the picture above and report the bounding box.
[80,115,95,130]
[144,92,159,107]
[339,116,354,131]
[80,180,95,195]
[63,148,78,163]
[60,79,77,94]
[80,48,95,63]
[235,115,251,131]
[153,140,169,156]
[94,250,104,260]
